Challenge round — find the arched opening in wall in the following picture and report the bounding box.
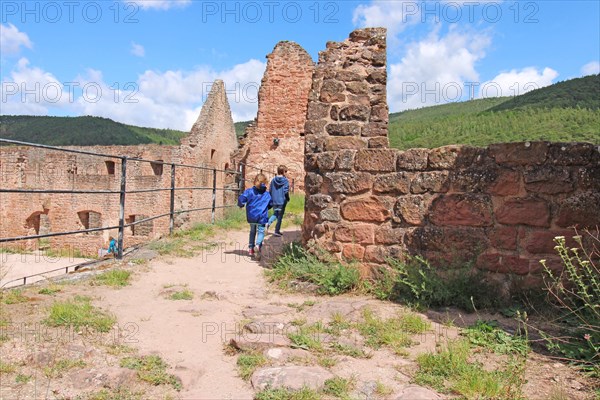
[105,161,115,175]
[126,215,153,236]
[211,149,216,160]
[78,211,101,234]
[25,210,50,236]
[150,160,164,176]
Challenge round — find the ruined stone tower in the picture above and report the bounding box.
[238,41,314,190]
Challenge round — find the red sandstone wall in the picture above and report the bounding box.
[302,28,600,291]
[238,41,314,191]
[0,81,238,256]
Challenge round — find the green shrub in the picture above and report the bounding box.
[541,230,600,375]
[266,242,360,296]
[373,256,504,311]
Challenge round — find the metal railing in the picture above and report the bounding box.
[0,138,248,260]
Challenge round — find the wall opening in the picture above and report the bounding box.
[105,161,115,175]
[150,160,163,176]
[25,211,50,235]
[78,211,101,234]
[211,149,216,160]
[126,215,153,236]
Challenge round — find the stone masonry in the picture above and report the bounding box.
[237,41,314,191]
[0,80,238,255]
[302,28,600,291]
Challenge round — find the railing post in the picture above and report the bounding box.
[169,163,176,235]
[238,164,243,197]
[117,157,127,259]
[211,168,217,224]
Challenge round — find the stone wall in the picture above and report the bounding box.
[237,41,314,191]
[0,80,238,255]
[302,28,600,291]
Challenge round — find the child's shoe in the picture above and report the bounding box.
[248,248,254,257]
[273,232,283,237]
[255,245,262,261]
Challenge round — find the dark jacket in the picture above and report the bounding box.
[269,176,289,207]
[238,185,272,224]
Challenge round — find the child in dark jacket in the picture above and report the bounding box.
[266,165,290,237]
[238,173,272,260]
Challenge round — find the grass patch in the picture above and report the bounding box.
[15,374,32,384]
[237,352,268,380]
[147,238,192,257]
[168,289,194,300]
[374,380,393,396]
[287,300,316,312]
[215,207,247,230]
[38,284,62,296]
[120,355,182,390]
[367,256,505,311]
[329,343,370,359]
[254,387,321,400]
[1,289,28,305]
[266,242,360,296]
[93,269,132,287]
[105,344,137,356]
[356,309,430,354]
[83,388,145,400]
[414,340,525,399]
[464,320,529,356]
[0,361,16,374]
[288,326,324,352]
[323,377,354,399]
[45,295,116,333]
[43,358,86,378]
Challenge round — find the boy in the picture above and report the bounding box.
[238,173,272,260]
[266,165,290,237]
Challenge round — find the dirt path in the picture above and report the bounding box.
[2,227,596,399]
[95,228,301,399]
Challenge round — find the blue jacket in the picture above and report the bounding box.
[238,185,272,224]
[269,176,290,207]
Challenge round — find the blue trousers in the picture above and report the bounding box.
[249,224,265,249]
[268,204,286,233]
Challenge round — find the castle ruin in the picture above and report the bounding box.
[0,80,238,255]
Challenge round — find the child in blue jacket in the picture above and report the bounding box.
[266,165,290,237]
[238,173,272,260]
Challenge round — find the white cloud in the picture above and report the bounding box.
[130,42,145,57]
[581,61,600,76]
[0,23,32,56]
[1,57,265,129]
[128,0,191,10]
[479,67,558,98]
[388,27,491,111]
[353,0,422,40]
[73,59,266,130]
[1,58,72,115]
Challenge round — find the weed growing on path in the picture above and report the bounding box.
[93,269,132,287]
[120,355,182,390]
[45,295,116,332]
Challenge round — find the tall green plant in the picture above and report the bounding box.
[541,230,599,374]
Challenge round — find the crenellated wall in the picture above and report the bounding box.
[302,28,600,291]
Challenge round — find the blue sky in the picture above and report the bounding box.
[1,0,599,131]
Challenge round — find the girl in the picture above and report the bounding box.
[238,173,272,260]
